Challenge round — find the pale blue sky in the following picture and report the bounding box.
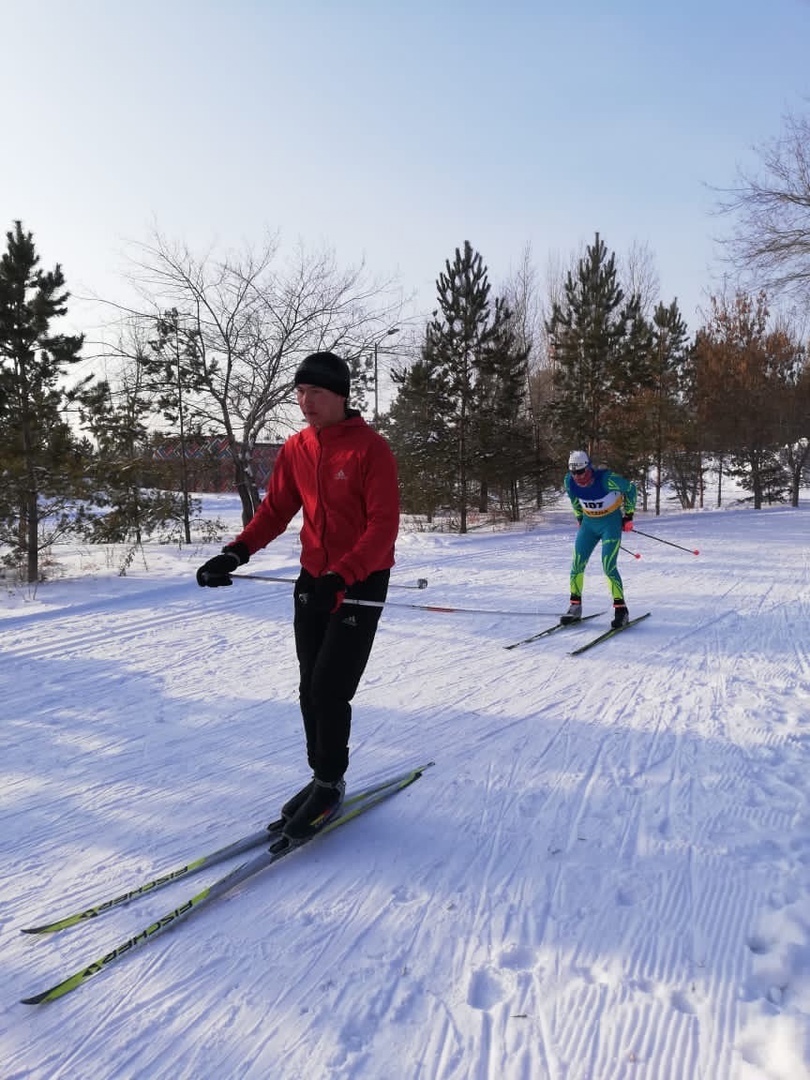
[3,0,809,342]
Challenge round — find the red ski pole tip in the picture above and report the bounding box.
[693,550,700,555]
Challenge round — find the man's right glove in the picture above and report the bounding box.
[622,514,634,532]
[196,542,249,587]
[301,572,346,614]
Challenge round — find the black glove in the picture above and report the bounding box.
[301,573,346,614]
[621,513,634,533]
[196,542,249,587]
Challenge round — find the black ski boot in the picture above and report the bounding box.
[560,597,582,625]
[611,603,629,629]
[278,779,315,824]
[283,777,346,843]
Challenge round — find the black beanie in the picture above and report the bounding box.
[293,352,351,397]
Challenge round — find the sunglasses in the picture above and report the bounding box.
[571,466,589,475]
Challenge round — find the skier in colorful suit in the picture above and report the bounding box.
[561,450,637,629]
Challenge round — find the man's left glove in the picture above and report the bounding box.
[196,542,250,587]
[621,514,634,532]
[302,572,346,614]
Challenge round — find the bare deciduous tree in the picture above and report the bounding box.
[620,238,661,319]
[111,233,400,523]
[501,244,556,506]
[718,110,810,307]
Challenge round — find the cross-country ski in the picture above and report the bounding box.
[21,763,433,1004]
[569,612,652,655]
[503,611,605,649]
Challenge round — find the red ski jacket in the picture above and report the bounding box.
[234,415,399,586]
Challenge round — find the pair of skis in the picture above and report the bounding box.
[20,761,434,1004]
[505,611,651,653]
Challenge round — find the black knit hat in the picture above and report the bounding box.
[293,351,351,397]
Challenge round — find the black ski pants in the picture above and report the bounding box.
[293,568,390,783]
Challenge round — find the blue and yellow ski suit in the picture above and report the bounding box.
[564,468,637,602]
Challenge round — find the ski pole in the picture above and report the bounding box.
[337,598,561,617]
[631,528,700,556]
[621,545,642,560]
[233,573,429,590]
[231,574,297,585]
[232,577,558,617]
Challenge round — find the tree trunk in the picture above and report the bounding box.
[26,490,38,584]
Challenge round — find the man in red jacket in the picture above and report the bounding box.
[196,351,400,842]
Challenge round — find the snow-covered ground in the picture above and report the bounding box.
[2,495,810,1080]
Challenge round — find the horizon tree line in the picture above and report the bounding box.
[2,141,810,576]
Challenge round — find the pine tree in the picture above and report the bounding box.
[646,300,691,513]
[616,299,692,513]
[382,336,455,519]
[78,370,189,571]
[471,297,534,520]
[604,294,654,481]
[427,242,498,533]
[0,222,86,582]
[141,308,207,543]
[546,232,637,460]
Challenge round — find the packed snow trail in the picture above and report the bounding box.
[2,502,810,1079]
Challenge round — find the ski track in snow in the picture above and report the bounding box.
[2,503,810,1079]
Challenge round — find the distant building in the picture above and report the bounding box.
[151,437,281,493]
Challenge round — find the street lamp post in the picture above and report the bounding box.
[373,326,400,424]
